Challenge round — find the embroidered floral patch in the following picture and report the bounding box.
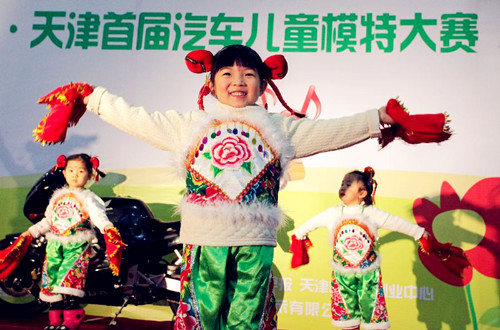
[174,244,200,330]
[187,121,278,201]
[51,193,89,235]
[331,274,350,321]
[60,245,92,291]
[333,219,375,268]
[370,272,389,323]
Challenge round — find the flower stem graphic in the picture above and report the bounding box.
[465,284,478,330]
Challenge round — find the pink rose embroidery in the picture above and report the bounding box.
[211,136,251,168]
[56,204,74,219]
[344,236,364,251]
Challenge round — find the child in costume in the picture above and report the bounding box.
[32,44,451,330]
[293,167,429,330]
[20,153,125,330]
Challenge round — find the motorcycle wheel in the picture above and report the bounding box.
[0,269,48,317]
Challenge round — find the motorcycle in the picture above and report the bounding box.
[0,167,183,325]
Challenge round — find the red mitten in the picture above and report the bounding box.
[103,227,127,276]
[380,98,452,148]
[419,234,470,278]
[0,234,33,280]
[290,234,313,269]
[33,82,93,145]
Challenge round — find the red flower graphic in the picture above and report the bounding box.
[344,236,364,251]
[212,136,251,168]
[413,178,500,286]
[56,204,74,219]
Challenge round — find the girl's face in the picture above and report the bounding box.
[63,159,90,190]
[210,62,263,108]
[340,180,367,207]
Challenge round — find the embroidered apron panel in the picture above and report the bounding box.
[333,219,375,268]
[50,193,90,236]
[186,120,278,202]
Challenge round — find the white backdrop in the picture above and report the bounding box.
[1,0,499,178]
[2,2,500,329]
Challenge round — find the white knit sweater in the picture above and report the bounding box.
[28,188,113,244]
[87,87,381,247]
[294,204,425,273]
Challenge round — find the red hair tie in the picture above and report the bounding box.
[54,154,67,171]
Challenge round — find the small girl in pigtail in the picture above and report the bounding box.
[17,153,126,330]
[293,167,429,330]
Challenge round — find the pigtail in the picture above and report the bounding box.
[185,50,214,110]
[90,156,106,182]
[364,166,378,204]
[263,55,305,118]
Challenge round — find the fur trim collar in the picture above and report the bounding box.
[46,230,96,244]
[330,254,381,274]
[177,197,286,246]
[49,187,90,206]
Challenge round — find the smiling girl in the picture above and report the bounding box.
[78,45,422,329]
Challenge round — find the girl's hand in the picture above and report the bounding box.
[379,106,396,125]
[21,230,32,237]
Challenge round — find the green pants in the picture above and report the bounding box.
[40,239,92,302]
[175,245,277,330]
[331,268,390,329]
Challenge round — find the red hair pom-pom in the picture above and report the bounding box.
[55,154,67,170]
[364,167,375,180]
[185,50,214,74]
[90,156,105,182]
[90,156,100,170]
[264,55,288,80]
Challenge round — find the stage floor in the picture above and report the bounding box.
[0,313,174,330]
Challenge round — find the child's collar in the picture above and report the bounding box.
[341,202,366,214]
[213,100,264,113]
[341,201,366,207]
